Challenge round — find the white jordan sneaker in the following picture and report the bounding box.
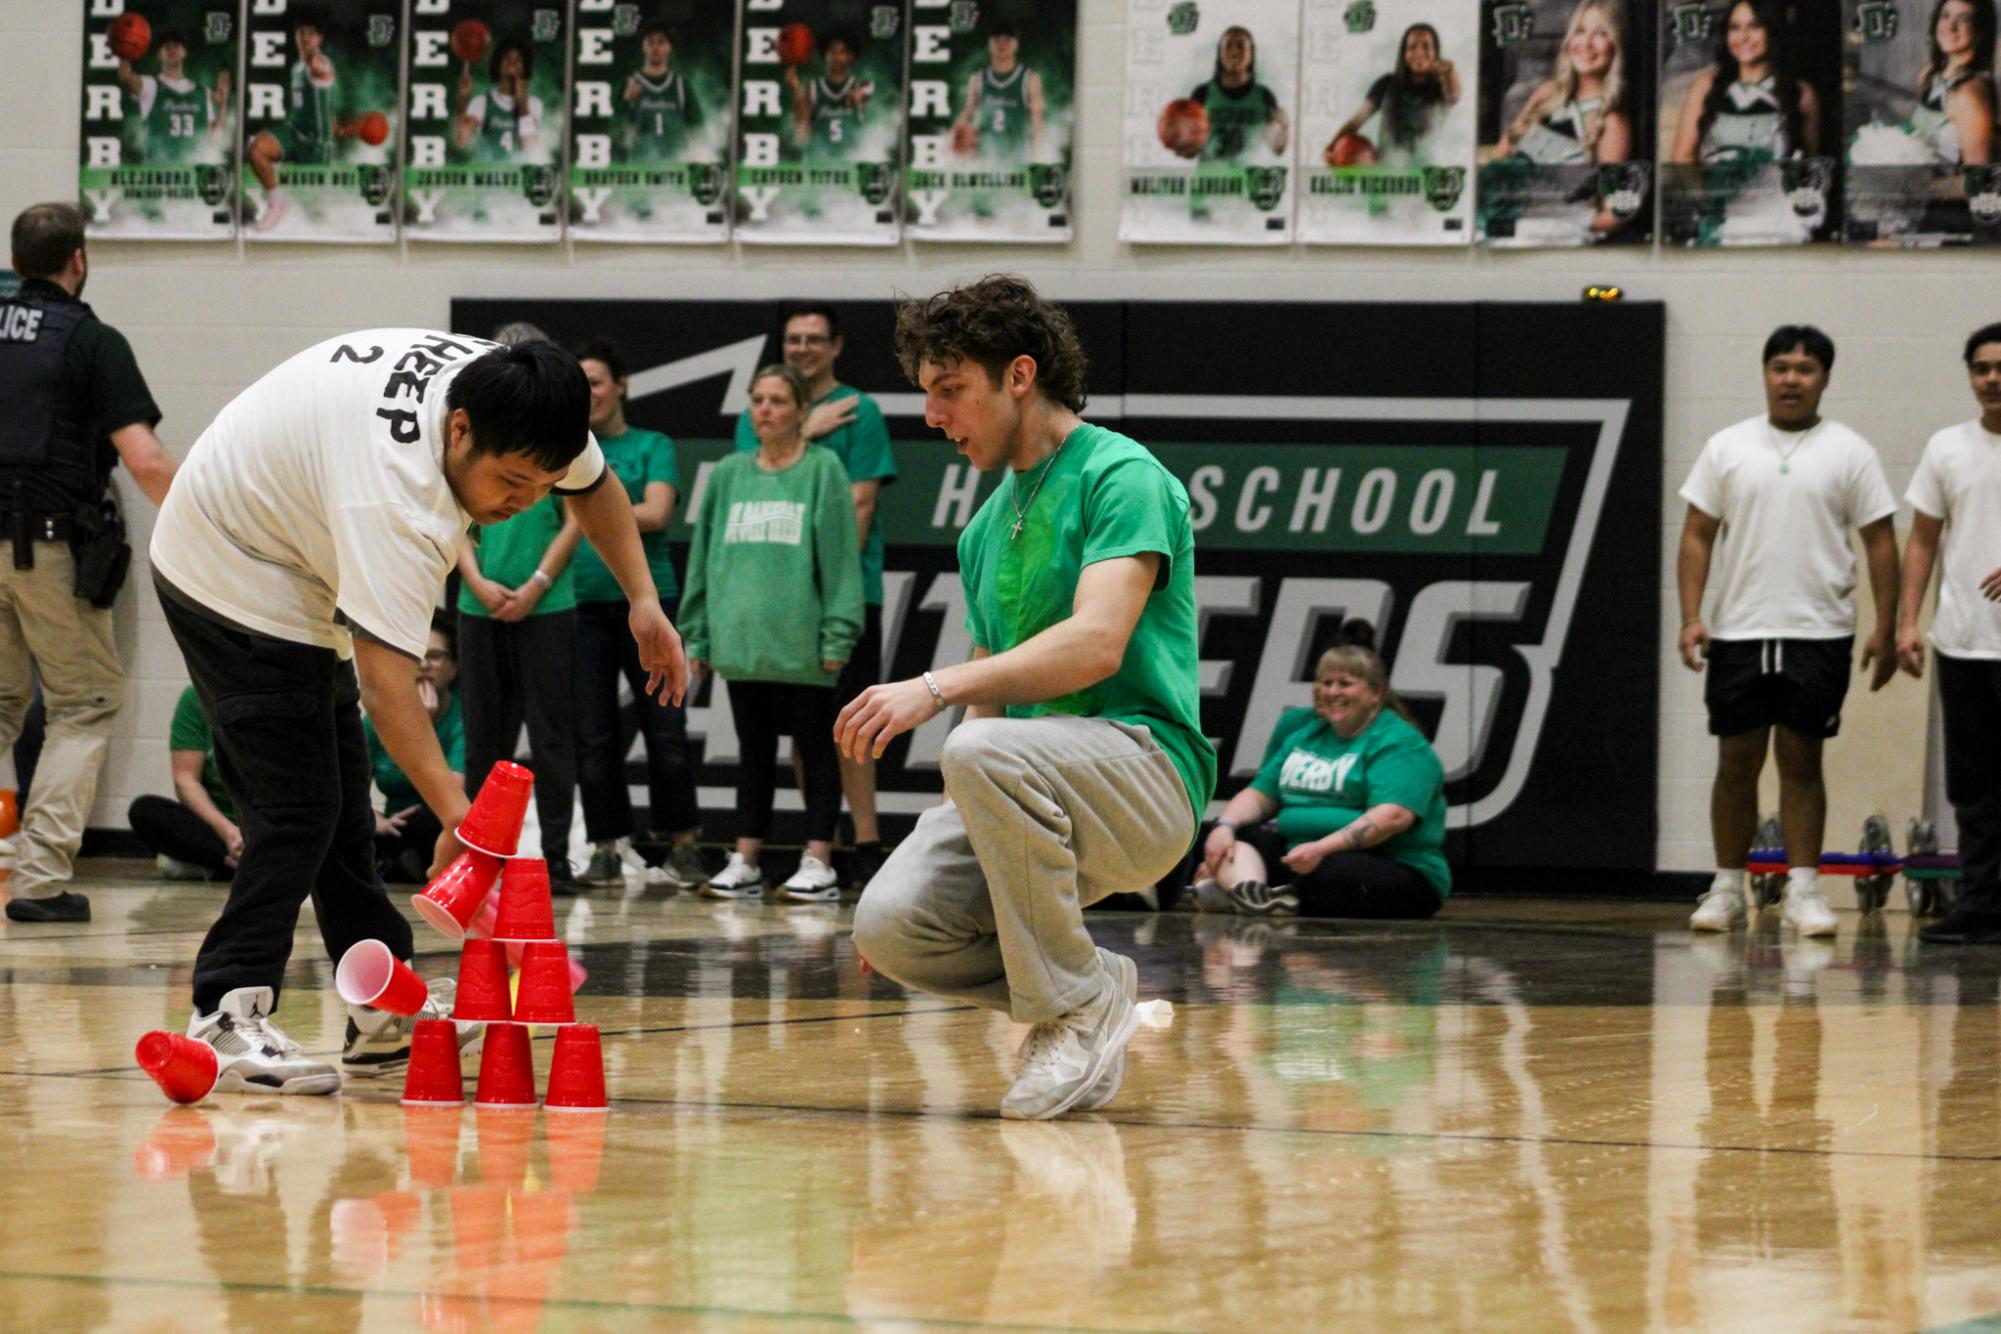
[1001,958,1141,1121]
[187,987,340,1096]
[1076,949,1139,1113]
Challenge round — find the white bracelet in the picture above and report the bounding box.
[530,569,552,588]
[921,670,947,712]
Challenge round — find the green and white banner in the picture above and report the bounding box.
[734,0,907,245]
[79,1,239,240]
[568,0,735,243]
[1299,0,1475,244]
[241,1,402,244]
[403,0,568,243]
[1120,0,1302,244]
[904,0,1078,243]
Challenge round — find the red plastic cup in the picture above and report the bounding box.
[467,885,500,940]
[458,760,534,857]
[135,1030,219,1105]
[413,850,503,940]
[474,1023,537,1108]
[491,859,557,942]
[453,939,513,1023]
[400,1103,464,1189]
[543,1024,606,1113]
[544,1110,606,1192]
[337,940,430,1016]
[512,942,576,1026]
[474,1106,533,1187]
[400,1018,467,1106]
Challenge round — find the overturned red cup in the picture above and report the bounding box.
[491,858,557,943]
[474,1023,537,1108]
[457,760,534,858]
[135,1030,219,1105]
[543,1024,607,1113]
[336,940,430,1016]
[412,850,502,940]
[512,942,576,1026]
[453,938,513,1023]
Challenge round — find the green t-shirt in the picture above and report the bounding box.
[736,383,896,605]
[958,422,1216,825]
[1250,709,1451,898]
[167,685,232,821]
[573,427,680,605]
[457,495,576,619]
[363,693,465,812]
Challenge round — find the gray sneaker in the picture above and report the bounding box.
[578,845,625,887]
[341,977,480,1076]
[1076,949,1138,1113]
[1227,880,1299,917]
[656,842,708,891]
[188,987,340,1096]
[1001,958,1141,1121]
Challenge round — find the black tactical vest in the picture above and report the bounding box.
[0,289,97,513]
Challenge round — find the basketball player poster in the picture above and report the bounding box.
[402,0,568,243]
[1658,0,1842,246]
[1843,0,2001,245]
[1119,0,1303,245]
[1474,0,1657,246]
[240,1,403,244]
[568,0,736,243]
[78,1,239,241]
[1298,0,1477,244]
[735,0,908,245]
[903,0,1079,243]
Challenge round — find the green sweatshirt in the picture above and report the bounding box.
[680,445,864,686]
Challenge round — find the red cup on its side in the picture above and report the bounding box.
[457,761,534,858]
[491,858,557,943]
[336,940,430,1016]
[135,1030,219,1105]
[453,939,513,1023]
[467,885,500,940]
[412,850,503,940]
[473,1023,537,1108]
[512,942,576,1026]
[543,1024,607,1113]
[400,1018,467,1106]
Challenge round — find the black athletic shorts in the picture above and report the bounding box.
[1705,636,1853,739]
[835,603,884,711]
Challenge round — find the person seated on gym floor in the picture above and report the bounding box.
[1192,620,1451,918]
[127,684,238,882]
[363,614,466,883]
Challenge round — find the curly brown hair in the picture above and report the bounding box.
[893,275,1089,413]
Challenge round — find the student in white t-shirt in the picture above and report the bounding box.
[149,333,687,1097]
[1898,322,2001,945]
[1677,325,1901,938]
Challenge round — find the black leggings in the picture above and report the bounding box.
[1236,821,1442,920]
[128,795,233,879]
[727,679,841,844]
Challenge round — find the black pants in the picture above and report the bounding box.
[1237,821,1442,920]
[375,801,444,882]
[458,611,577,860]
[727,679,840,843]
[127,795,232,880]
[159,587,413,1014]
[1938,653,2001,904]
[575,599,700,843]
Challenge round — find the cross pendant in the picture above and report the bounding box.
[1010,516,1024,540]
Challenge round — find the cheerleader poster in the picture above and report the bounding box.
[241,0,404,244]
[568,0,736,243]
[1475,0,1656,245]
[1658,0,1842,245]
[1120,0,1303,245]
[78,1,239,240]
[905,0,1079,243]
[735,0,907,245]
[1298,0,1478,244]
[1844,0,2001,245]
[403,0,569,243]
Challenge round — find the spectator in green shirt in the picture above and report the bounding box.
[1195,620,1451,919]
[364,616,466,883]
[127,685,238,881]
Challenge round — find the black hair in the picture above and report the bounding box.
[823,26,862,57]
[1923,0,1999,102]
[1381,24,1450,150]
[446,341,590,473]
[489,36,534,83]
[1695,1,1807,159]
[156,27,191,49]
[1762,324,1835,371]
[1211,25,1256,86]
[574,336,628,382]
[289,5,327,33]
[781,302,842,339]
[989,19,1022,38]
[639,18,675,44]
[430,609,458,660]
[1964,322,2001,364]
[11,202,85,280]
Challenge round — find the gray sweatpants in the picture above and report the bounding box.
[853,715,1194,1025]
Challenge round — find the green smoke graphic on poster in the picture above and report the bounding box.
[78,1,239,240]
[568,0,737,243]
[735,0,908,245]
[241,1,403,243]
[403,0,568,242]
[903,0,1078,243]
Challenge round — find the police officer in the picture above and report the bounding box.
[1,202,178,923]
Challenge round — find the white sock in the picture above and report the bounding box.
[1711,869,1745,893]
[1786,866,1819,896]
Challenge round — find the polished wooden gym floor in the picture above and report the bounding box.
[5,865,2001,1332]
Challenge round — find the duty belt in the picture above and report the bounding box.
[0,511,73,570]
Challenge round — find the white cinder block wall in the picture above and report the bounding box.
[3,1,1964,887]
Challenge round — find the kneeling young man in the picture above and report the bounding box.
[841,276,1214,1120]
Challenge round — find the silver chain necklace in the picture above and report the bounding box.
[1008,438,1068,541]
[1766,418,1816,474]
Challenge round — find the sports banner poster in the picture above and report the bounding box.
[904,0,1079,243]
[241,0,403,243]
[79,1,238,240]
[1120,0,1303,244]
[568,0,735,243]
[403,0,568,242]
[1299,0,1477,244]
[1844,0,2001,246]
[735,0,907,245]
[1658,0,1842,245]
[1475,0,1656,245]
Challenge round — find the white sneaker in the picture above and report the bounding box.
[156,853,211,881]
[778,855,841,903]
[700,852,765,900]
[1076,949,1138,1113]
[188,987,340,1096]
[1783,883,1839,937]
[1689,881,1747,932]
[341,977,481,1076]
[254,190,290,232]
[1001,960,1141,1121]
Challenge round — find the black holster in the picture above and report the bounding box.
[70,495,130,609]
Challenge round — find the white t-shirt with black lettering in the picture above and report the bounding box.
[1679,414,1898,639]
[1907,420,2001,659]
[151,329,603,660]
